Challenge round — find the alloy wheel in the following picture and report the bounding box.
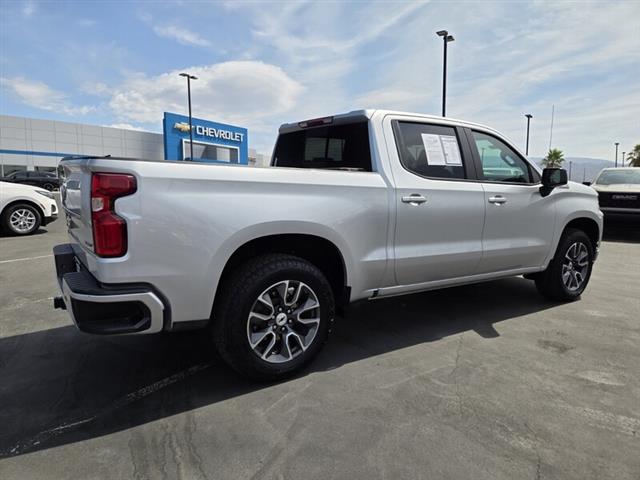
[561,242,589,291]
[246,280,321,364]
[9,208,37,233]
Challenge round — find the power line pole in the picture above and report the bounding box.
[615,142,619,168]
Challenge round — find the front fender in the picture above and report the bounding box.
[542,184,603,267]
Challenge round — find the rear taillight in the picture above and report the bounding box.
[91,173,137,257]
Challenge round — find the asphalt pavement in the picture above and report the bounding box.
[1,199,639,479]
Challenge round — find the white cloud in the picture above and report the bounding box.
[152,25,211,47]
[109,61,304,129]
[105,123,149,132]
[80,81,111,96]
[1,77,94,115]
[231,0,431,138]
[355,87,428,111]
[22,0,36,16]
[78,18,96,28]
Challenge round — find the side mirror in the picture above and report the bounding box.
[582,181,591,186]
[540,168,568,197]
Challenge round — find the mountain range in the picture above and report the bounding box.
[530,157,616,183]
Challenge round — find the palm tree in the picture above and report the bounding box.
[542,148,565,168]
[627,144,640,167]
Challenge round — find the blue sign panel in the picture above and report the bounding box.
[163,112,248,165]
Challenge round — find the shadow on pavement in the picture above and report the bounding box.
[602,217,640,244]
[0,228,50,238]
[0,276,555,458]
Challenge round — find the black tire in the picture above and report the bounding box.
[1,203,42,236]
[535,228,594,301]
[212,254,335,381]
[43,183,54,191]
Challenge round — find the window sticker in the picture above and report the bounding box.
[420,133,446,165]
[440,135,462,165]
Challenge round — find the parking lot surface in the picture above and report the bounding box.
[1,200,639,479]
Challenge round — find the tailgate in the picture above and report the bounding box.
[59,158,94,256]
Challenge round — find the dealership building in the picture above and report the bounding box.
[0,112,268,177]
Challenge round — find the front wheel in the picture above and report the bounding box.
[212,254,335,381]
[535,228,594,301]
[2,203,42,235]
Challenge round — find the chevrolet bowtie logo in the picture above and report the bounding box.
[173,122,191,133]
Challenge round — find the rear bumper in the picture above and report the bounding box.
[53,244,165,335]
[41,202,58,226]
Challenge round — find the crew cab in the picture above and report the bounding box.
[53,110,603,380]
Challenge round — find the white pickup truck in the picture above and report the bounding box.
[53,110,603,380]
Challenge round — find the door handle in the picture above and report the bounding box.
[488,195,507,205]
[401,194,427,205]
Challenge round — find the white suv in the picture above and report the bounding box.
[0,181,58,235]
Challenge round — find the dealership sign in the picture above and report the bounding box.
[173,121,245,142]
[163,112,248,165]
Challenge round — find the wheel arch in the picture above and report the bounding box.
[563,216,600,251]
[1,199,45,223]
[212,233,350,316]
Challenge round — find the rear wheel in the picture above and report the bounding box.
[535,228,594,301]
[43,182,55,191]
[2,203,41,235]
[212,254,335,381]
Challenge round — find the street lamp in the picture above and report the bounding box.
[524,114,533,156]
[436,30,455,117]
[614,142,619,168]
[179,72,198,161]
[622,151,626,166]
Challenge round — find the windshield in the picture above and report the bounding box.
[595,169,640,185]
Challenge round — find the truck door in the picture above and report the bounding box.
[465,128,556,273]
[384,117,485,286]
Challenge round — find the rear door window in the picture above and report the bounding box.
[273,122,372,171]
[394,122,467,180]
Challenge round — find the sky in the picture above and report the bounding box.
[1,0,639,159]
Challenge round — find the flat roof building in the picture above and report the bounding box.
[0,114,267,177]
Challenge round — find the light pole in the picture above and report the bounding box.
[614,142,619,168]
[436,30,455,117]
[622,151,626,166]
[525,114,533,156]
[179,72,198,161]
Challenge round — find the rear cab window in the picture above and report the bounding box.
[272,121,372,171]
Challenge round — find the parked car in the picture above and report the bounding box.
[0,181,58,235]
[2,170,61,191]
[585,167,640,219]
[52,110,603,380]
